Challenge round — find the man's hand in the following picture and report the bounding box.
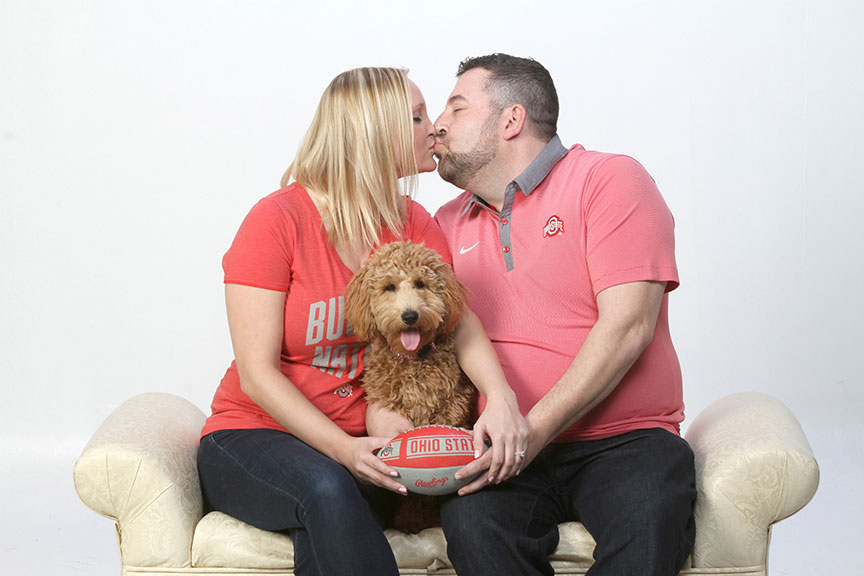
[453,392,529,496]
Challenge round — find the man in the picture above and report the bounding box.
[433,53,696,576]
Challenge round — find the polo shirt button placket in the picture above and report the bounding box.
[500,217,511,254]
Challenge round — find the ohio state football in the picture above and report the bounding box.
[377,425,479,495]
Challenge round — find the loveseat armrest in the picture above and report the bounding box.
[684,392,819,569]
[73,393,207,568]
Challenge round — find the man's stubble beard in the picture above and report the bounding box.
[435,116,499,190]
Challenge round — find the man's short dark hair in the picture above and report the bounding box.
[457,53,559,141]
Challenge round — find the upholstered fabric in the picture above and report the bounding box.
[685,392,820,569]
[192,511,294,568]
[74,393,205,568]
[74,392,819,576]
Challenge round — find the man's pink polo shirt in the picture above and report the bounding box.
[435,136,684,442]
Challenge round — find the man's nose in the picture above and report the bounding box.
[433,114,446,136]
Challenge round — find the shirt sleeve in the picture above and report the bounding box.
[222,195,294,291]
[584,155,679,295]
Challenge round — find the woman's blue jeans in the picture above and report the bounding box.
[440,428,697,576]
[197,429,399,576]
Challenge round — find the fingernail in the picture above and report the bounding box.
[399,487,408,495]
[454,473,462,480]
[475,450,481,459]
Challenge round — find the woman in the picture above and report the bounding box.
[197,67,526,576]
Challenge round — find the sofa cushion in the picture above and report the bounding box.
[191,511,609,572]
[192,512,294,569]
[549,522,596,569]
[191,511,456,571]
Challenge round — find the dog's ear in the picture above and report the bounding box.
[435,258,469,335]
[344,263,376,342]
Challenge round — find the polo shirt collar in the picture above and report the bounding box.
[461,134,569,217]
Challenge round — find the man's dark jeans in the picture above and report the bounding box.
[440,428,697,576]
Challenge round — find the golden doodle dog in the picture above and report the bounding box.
[344,241,475,533]
[345,240,474,428]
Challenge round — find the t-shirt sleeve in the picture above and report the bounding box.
[584,155,679,295]
[222,196,294,291]
[406,199,453,265]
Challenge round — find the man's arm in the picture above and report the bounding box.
[454,280,667,495]
[525,280,667,454]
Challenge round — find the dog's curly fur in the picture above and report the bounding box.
[345,241,475,534]
[345,241,474,428]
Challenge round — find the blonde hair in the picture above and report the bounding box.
[281,67,418,248]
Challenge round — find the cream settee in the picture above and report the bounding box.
[74,392,819,576]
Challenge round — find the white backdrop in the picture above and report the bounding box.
[2,1,862,574]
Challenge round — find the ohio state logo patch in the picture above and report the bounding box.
[543,215,564,237]
[333,384,354,398]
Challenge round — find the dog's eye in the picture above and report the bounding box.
[384,283,396,292]
[414,280,426,289]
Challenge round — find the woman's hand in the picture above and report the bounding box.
[366,402,414,440]
[454,390,530,496]
[225,284,406,494]
[335,435,408,495]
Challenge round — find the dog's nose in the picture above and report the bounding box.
[401,310,419,326]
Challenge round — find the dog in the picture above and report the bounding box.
[344,241,474,428]
[344,241,475,533]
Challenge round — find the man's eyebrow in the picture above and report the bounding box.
[447,94,468,105]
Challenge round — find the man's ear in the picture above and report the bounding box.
[502,104,527,141]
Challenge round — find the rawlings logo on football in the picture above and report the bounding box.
[543,215,564,237]
[415,476,450,489]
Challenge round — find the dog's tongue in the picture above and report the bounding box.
[400,329,422,351]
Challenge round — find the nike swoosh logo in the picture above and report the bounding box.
[459,242,480,255]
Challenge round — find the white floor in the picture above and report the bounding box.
[1,445,118,575]
[0,429,859,576]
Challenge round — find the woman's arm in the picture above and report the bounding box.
[225,283,406,494]
[365,401,414,439]
[453,309,529,493]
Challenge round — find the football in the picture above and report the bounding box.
[377,425,480,495]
